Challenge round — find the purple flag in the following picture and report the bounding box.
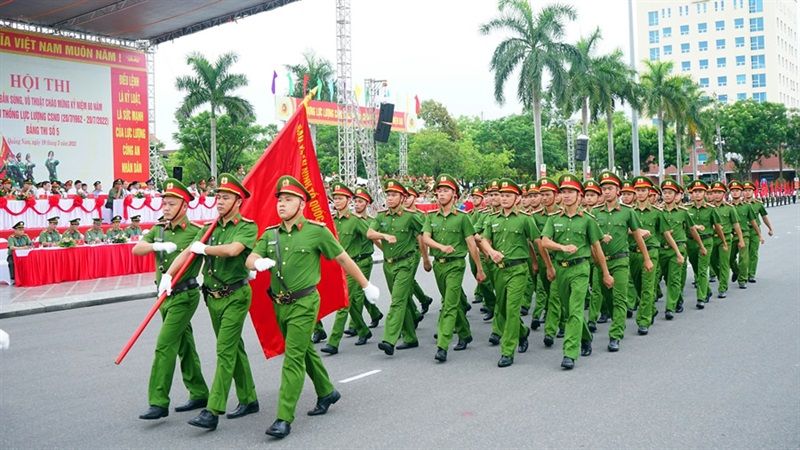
[271,70,278,94]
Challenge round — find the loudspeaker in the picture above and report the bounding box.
[374,123,392,142]
[378,103,394,123]
[575,135,589,161]
[172,166,183,181]
[374,103,394,143]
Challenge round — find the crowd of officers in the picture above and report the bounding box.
[130,170,775,441]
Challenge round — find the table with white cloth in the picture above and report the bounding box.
[111,196,218,224]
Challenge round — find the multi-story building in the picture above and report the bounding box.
[637,0,799,107]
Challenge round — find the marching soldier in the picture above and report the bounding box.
[742,181,773,282]
[8,221,32,283]
[708,181,745,298]
[686,180,726,309]
[536,177,565,341]
[524,181,544,323]
[134,178,209,421]
[581,179,606,332]
[126,215,144,239]
[37,216,61,247]
[371,179,427,356]
[403,186,435,318]
[468,186,492,307]
[423,174,486,362]
[320,183,377,355]
[479,178,542,367]
[84,218,106,244]
[107,215,127,241]
[729,181,764,289]
[247,175,380,439]
[166,173,259,431]
[477,179,502,321]
[540,174,614,369]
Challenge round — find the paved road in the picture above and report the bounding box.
[2,205,799,449]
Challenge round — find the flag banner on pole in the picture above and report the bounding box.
[241,104,348,358]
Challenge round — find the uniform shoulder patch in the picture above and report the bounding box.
[307,220,327,227]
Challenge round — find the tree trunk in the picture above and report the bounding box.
[778,146,784,180]
[657,108,664,183]
[532,91,544,178]
[582,97,590,179]
[675,122,682,183]
[690,133,698,180]
[606,108,615,172]
[210,110,218,179]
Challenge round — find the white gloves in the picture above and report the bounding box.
[158,273,173,297]
[248,270,258,280]
[190,241,208,255]
[254,257,276,272]
[363,283,380,302]
[0,329,9,350]
[152,242,177,253]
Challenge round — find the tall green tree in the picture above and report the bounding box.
[665,76,706,180]
[640,60,684,182]
[784,110,800,171]
[175,52,254,179]
[592,49,639,171]
[419,100,461,140]
[285,50,335,100]
[480,0,576,178]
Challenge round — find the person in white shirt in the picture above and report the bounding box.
[91,181,103,197]
[36,181,51,197]
[65,180,77,196]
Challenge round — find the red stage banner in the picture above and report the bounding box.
[275,96,417,132]
[242,104,348,358]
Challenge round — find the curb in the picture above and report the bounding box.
[0,291,154,319]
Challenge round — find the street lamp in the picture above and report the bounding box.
[714,127,725,182]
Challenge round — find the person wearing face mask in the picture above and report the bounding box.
[133,178,209,421]
[166,173,259,431]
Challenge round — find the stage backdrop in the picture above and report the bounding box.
[0,28,149,187]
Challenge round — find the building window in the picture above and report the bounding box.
[716,39,726,50]
[718,94,728,104]
[737,92,747,100]
[648,11,659,26]
[649,48,660,61]
[750,35,765,50]
[751,54,766,69]
[663,44,673,56]
[749,0,763,13]
[680,24,690,35]
[752,73,766,88]
[663,27,672,38]
[716,20,725,31]
[681,43,690,53]
[737,74,747,85]
[718,76,728,87]
[735,36,745,48]
[752,92,766,102]
[700,77,710,88]
[734,18,744,29]
[698,22,708,33]
[700,59,709,69]
[736,55,746,66]
[750,17,764,32]
[649,30,660,44]
[717,57,727,68]
[699,41,708,51]
[720,0,726,10]
[682,61,691,72]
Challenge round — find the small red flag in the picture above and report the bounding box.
[241,104,348,358]
[302,74,309,96]
[0,136,10,178]
[414,95,421,115]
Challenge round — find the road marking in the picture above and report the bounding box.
[339,369,381,383]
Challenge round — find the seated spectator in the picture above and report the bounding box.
[142,179,157,197]
[108,179,125,200]
[37,216,61,247]
[61,218,83,243]
[127,181,140,196]
[92,181,103,197]
[198,178,208,194]
[50,180,64,197]
[125,215,143,239]
[106,215,126,242]
[207,177,217,193]
[78,182,88,197]
[1,178,13,196]
[84,218,106,244]
[187,180,199,197]
[64,180,76,195]
[8,221,32,283]
[36,181,52,198]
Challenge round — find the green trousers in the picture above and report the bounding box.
[364,299,383,321]
[711,236,732,293]
[599,257,630,340]
[678,246,689,305]
[493,263,530,358]
[434,259,471,350]
[148,288,208,408]
[543,271,564,338]
[328,257,373,348]
[748,232,761,279]
[532,257,548,321]
[588,265,611,324]
[730,236,749,284]
[522,260,534,310]
[631,249,659,328]
[688,237,713,301]
[626,270,638,311]
[275,291,334,423]
[382,258,419,346]
[206,285,257,415]
[554,261,592,360]
[660,245,686,313]
[478,256,497,312]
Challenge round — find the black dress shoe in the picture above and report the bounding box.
[480,306,489,313]
[717,292,727,298]
[676,302,685,313]
[608,339,620,352]
[311,330,327,344]
[420,297,433,314]
[320,344,338,355]
[580,342,592,357]
[488,333,500,346]
[434,348,447,362]
[396,341,419,350]
[520,307,529,316]
[368,313,384,329]
[709,276,717,283]
[308,390,341,416]
[378,341,395,355]
[343,328,357,337]
[748,278,756,283]
[265,419,291,439]
[637,326,649,335]
[696,301,705,309]
[531,317,541,330]
[354,332,372,346]
[497,355,514,367]
[174,398,207,413]
[651,310,658,325]
[543,335,554,347]
[472,297,483,304]
[665,311,674,320]
[556,328,565,338]
[139,405,168,420]
[518,336,529,353]
[453,336,472,351]
[227,401,259,419]
[588,321,597,333]
[597,314,609,324]
[483,311,494,321]
[731,273,737,282]
[561,357,575,370]
[188,409,218,430]
[626,309,634,318]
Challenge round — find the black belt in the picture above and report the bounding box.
[663,241,686,249]
[699,234,713,239]
[497,258,527,269]
[557,257,588,268]
[435,255,464,264]
[635,245,659,252]
[606,252,628,261]
[203,279,248,299]
[352,252,373,262]
[172,278,199,295]
[269,285,317,305]
[385,252,415,264]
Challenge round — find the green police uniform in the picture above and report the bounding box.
[405,196,434,318]
[196,174,257,416]
[142,206,208,410]
[746,194,768,280]
[84,220,106,243]
[468,187,493,308]
[686,181,721,307]
[534,177,562,335]
[61,218,83,242]
[425,174,475,354]
[659,181,695,315]
[353,187,383,327]
[729,182,757,287]
[38,217,61,246]
[126,215,143,238]
[630,202,666,330]
[8,222,32,281]
[476,180,501,316]
[709,183,739,296]
[371,179,424,350]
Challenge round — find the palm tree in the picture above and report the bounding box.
[175,52,254,179]
[480,0,576,178]
[640,60,684,182]
[593,51,639,172]
[666,76,706,181]
[284,50,335,100]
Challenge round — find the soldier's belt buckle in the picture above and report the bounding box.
[437,258,446,264]
[560,261,569,268]
[275,292,292,305]
[497,262,505,268]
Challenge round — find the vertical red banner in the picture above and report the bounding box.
[110,68,149,181]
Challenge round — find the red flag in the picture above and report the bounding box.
[0,136,10,178]
[302,74,309,96]
[241,104,348,358]
[414,95,421,115]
